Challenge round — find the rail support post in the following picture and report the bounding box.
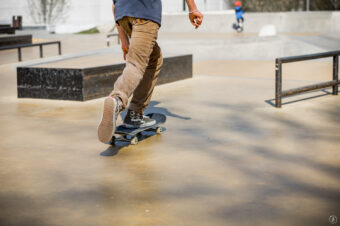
[58,42,62,55]
[333,55,339,95]
[39,44,43,58]
[275,59,282,108]
[18,47,22,61]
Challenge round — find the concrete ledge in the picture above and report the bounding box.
[162,11,340,33]
[0,27,16,34]
[0,34,32,47]
[17,54,192,101]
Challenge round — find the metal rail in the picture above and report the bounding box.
[0,41,61,61]
[275,50,340,108]
[106,33,120,46]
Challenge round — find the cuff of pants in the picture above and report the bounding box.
[128,102,146,114]
[109,91,128,110]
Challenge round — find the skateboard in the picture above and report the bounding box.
[232,22,244,33]
[110,113,166,145]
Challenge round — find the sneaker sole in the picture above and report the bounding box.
[97,97,116,143]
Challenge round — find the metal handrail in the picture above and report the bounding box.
[106,33,120,46]
[275,50,340,108]
[0,41,62,62]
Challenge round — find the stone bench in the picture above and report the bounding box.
[0,35,32,47]
[17,54,192,101]
[0,27,16,34]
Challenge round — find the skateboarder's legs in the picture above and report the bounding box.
[129,42,163,114]
[110,17,161,112]
[98,17,161,143]
[237,17,244,27]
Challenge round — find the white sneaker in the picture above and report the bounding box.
[97,96,119,143]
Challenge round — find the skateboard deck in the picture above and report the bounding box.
[110,113,166,145]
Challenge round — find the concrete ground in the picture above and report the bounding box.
[0,31,340,226]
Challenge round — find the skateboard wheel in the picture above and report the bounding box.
[156,127,163,134]
[130,137,138,145]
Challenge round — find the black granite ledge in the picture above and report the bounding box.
[0,35,32,47]
[0,27,16,35]
[17,54,192,101]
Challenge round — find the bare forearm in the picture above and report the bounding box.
[117,25,128,41]
[111,3,129,59]
[112,4,128,42]
[185,0,198,12]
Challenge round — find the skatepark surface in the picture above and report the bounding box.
[0,31,340,226]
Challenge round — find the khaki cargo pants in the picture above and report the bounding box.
[110,17,163,114]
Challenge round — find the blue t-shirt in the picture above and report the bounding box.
[113,0,162,26]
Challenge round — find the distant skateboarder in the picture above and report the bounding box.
[232,0,244,33]
[97,0,204,143]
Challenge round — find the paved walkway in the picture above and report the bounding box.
[0,53,339,225]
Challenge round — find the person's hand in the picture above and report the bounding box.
[121,38,129,60]
[189,10,203,29]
